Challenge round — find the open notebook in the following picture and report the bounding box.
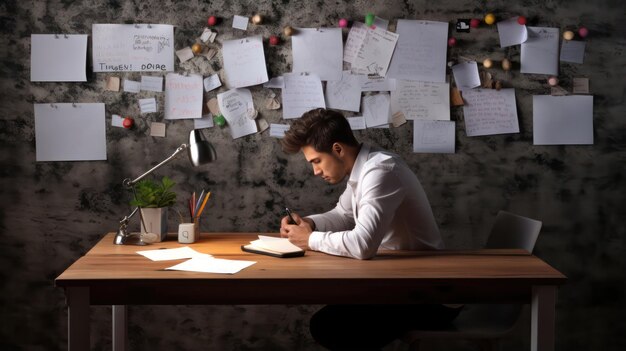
[241,235,305,258]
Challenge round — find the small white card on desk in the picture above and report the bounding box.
[166,256,256,274]
[137,246,209,261]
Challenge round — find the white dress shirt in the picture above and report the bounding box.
[307,144,443,259]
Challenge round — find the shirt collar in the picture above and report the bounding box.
[347,144,370,188]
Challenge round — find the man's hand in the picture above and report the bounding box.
[280,212,314,250]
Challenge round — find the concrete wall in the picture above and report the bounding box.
[0,0,624,350]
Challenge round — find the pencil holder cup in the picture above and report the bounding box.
[178,222,196,244]
[194,217,201,239]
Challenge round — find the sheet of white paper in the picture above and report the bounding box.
[250,238,303,253]
[387,20,448,83]
[361,76,396,91]
[257,235,284,241]
[34,103,106,161]
[194,114,214,129]
[150,122,166,137]
[560,40,586,64]
[139,98,157,113]
[222,36,269,88]
[166,256,256,274]
[263,76,284,89]
[533,95,593,145]
[200,27,212,42]
[141,76,163,92]
[31,34,87,82]
[232,15,249,30]
[497,17,528,47]
[413,120,455,153]
[391,81,450,120]
[347,116,366,130]
[137,246,208,261]
[325,71,362,112]
[521,27,559,75]
[351,27,399,78]
[269,124,290,138]
[292,28,343,81]
[217,88,258,139]
[343,22,368,64]
[362,93,392,127]
[203,74,222,91]
[92,24,174,72]
[462,88,520,137]
[452,62,481,91]
[164,73,203,119]
[123,79,141,93]
[372,16,389,30]
[111,114,124,128]
[282,74,326,119]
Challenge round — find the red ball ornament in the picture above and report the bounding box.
[448,37,457,47]
[269,35,280,46]
[578,26,589,38]
[207,16,217,26]
[122,117,134,129]
[517,16,527,25]
[470,18,481,28]
[338,18,348,28]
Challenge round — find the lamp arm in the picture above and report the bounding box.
[122,143,189,188]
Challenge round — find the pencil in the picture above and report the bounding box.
[195,192,211,219]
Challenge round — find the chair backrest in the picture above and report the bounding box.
[485,211,542,253]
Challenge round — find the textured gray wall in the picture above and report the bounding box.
[1,0,624,350]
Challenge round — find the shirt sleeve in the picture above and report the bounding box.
[305,184,354,232]
[308,166,405,260]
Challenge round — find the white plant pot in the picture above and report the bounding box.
[140,207,168,242]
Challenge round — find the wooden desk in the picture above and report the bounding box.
[56,233,566,351]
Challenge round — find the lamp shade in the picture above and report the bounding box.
[188,129,217,166]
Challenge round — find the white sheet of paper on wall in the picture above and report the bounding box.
[123,79,141,93]
[391,81,450,120]
[560,40,586,64]
[462,88,520,137]
[31,34,88,82]
[269,124,290,138]
[343,22,368,64]
[217,88,258,139]
[291,28,343,81]
[362,93,392,128]
[34,103,106,161]
[413,119,455,154]
[194,114,214,129]
[232,15,249,30]
[325,71,362,112]
[165,73,204,119]
[351,27,399,78]
[347,116,366,130]
[139,98,157,114]
[361,76,396,92]
[533,95,593,145]
[141,76,163,92]
[497,17,528,48]
[222,36,269,88]
[521,27,559,75]
[452,62,481,91]
[203,74,222,92]
[281,73,326,119]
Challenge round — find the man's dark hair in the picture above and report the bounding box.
[281,108,360,154]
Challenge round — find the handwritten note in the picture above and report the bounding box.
[413,120,455,154]
[217,88,258,139]
[34,103,106,161]
[139,98,157,114]
[521,27,559,75]
[387,20,448,83]
[232,15,249,30]
[292,28,343,81]
[462,88,520,137]
[222,36,268,88]
[347,116,366,130]
[203,74,222,92]
[497,17,528,47]
[325,71,362,112]
[282,74,326,119]
[269,124,290,138]
[31,34,87,82]
[452,62,481,91]
[141,75,163,92]
[164,73,203,119]
[351,27,399,77]
[533,95,593,145]
[560,40,586,64]
[361,76,396,91]
[362,93,391,128]
[391,81,450,120]
[123,79,140,93]
[343,22,368,64]
[92,24,174,72]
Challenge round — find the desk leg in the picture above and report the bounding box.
[531,285,556,351]
[113,305,128,351]
[67,287,90,351]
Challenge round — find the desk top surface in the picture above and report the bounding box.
[56,232,567,286]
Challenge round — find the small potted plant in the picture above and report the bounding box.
[130,176,177,242]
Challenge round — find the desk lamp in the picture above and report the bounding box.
[114,129,217,245]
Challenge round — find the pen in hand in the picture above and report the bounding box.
[285,207,297,225]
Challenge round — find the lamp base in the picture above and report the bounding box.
[113,229,149,246]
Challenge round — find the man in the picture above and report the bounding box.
[280,108,461,350]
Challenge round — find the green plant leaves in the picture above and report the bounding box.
[129,176,177,208]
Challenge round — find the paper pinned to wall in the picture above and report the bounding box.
[387,20,448,83]
[217,88,258,139]
[325,71,362,112]
[343,22,368,64]
[282,73,326,119]
[361,76,396,91]
[372,16,389,30]
[521,27,559,75]
[452,62,481,91]
[391,81,450,120]
[351,27,399,78]
[560,40,586,64]
[165,73,204,119]
[123,79,140,93]
[92,24,174,72]
[347,116,366,130]
[269,124,290,138]
[497,17,528,47]
[194,114,214,129]
[139,98,157,114]
[362,93,392,128]
[533,95,593,145]
[232,15,249,30]
[292,28,343,81]
[34,103,106,161]
[203,74,222,92]
[413,120,455,154]
[222,36,269,88]
[141,76,163,92]
[31,34,87,82]
[462,88,520,137]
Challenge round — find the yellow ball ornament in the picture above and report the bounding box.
[484,13,496,25]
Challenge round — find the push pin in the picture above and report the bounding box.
[470,18,481,28]
[191,43,203,55]
[338,18,348,28]
[484,13,496,25]
[482,58,493,68]
[448,37,457,47]
[578,26,589,38]
[563,30,575,40]
[207,16,218,26]
[548,76,559,86]
[214,114,226,127]
[501,58,512,71]
[251,14,263,25]
[269,35,280,46]
[122,117,134,129]
[283,26,294,36]
[517,16,527,25]
[365,13,375,27]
